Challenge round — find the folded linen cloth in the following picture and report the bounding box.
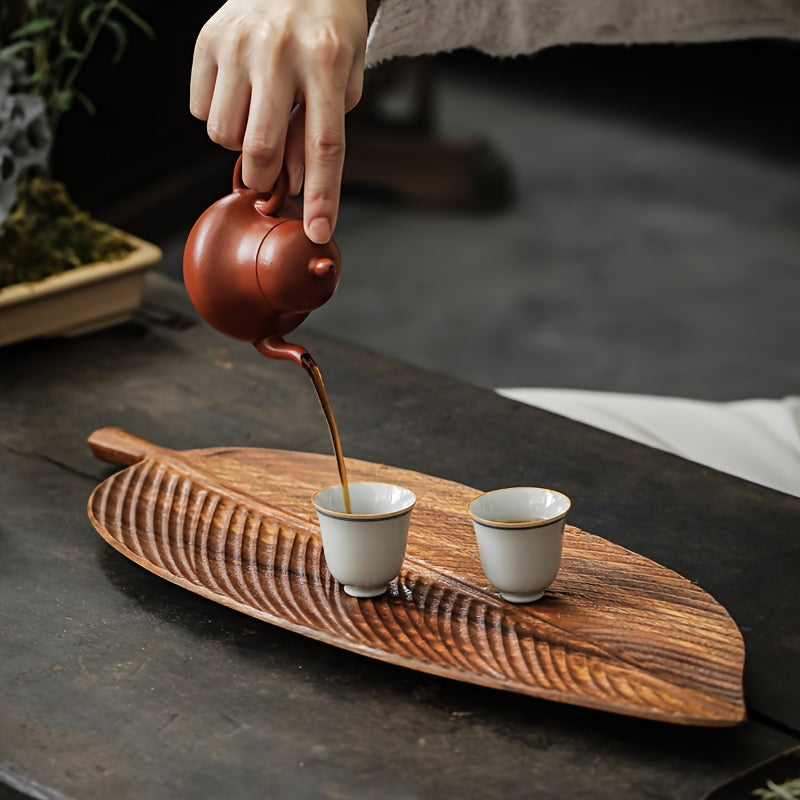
[497,389,800,497]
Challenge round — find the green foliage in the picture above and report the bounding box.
[0,0,154,138]
[0,3,152,283]
[0,175,134,288]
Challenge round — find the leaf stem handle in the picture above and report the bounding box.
[87,427,159,466]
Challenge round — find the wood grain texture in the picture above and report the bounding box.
[87,427,745,727]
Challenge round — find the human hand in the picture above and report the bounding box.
[190,0,368,244]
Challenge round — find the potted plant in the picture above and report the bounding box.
[0,0,161,346]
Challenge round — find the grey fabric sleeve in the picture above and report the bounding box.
[366,0,800,67]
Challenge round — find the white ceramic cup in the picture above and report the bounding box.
[468,487,571,603]
[312,482,416,598]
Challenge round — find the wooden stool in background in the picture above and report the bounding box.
[344,58,513,211]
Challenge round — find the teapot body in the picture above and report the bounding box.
[183,158,341,352]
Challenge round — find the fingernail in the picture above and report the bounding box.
[308,218,331,244]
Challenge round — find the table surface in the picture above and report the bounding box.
[1,275,798,800]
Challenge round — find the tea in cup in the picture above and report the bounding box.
[312,482,416,597]
[468,487,571,603]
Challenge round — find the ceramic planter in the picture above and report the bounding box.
[0,231,161,346]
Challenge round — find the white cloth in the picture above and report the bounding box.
[498,388,800,497]
[366,0,800,66]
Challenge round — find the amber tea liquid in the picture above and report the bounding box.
[302,355,351,514]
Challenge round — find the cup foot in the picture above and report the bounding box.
[500,590,544,603]
[344,584,387,598]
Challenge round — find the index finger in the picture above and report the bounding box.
[301,81,348,244]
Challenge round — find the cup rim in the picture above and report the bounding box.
[467,486,571,529]
[312,481,417,521]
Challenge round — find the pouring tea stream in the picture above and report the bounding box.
[183,156,351,511]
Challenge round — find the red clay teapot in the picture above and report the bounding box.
[183,156,341,364]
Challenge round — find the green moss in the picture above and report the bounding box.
[0,176,134,289]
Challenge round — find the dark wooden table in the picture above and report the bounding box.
[1,276,798,799]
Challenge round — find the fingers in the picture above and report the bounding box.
[191,66,293,195]
[241,77,296,192]
[302,80,347,244]
[205,65,251,152]
[300,23,364,243]
[281,70,360,213]
[189,38,216,121]
[344,39,366,113]
[191,16,253,150]
[190,0,369,242]
[284,105,306,196]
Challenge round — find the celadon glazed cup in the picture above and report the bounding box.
[468,487,571,603]
[312,482,416,598]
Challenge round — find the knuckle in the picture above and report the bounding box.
[243,135,281,164]
[246,11,293,56]
[226,26,255,62]
[307,29,353,73]
[310,130,345,162]
[195,21,217,52]
[229,14,257,45]
[207,122,241,150]
[303,189,336,209]
[216,14,277,61]
[189,100,209,121]
[244,172,275,193]
[196,13,233,55]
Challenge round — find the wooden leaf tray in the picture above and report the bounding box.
[87,428,745,726]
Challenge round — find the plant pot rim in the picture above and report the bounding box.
[0,232,161,306]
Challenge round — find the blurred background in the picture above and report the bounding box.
[54,1,800,400]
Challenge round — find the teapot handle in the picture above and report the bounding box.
[232,154,289,215]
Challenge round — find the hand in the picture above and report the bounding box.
[190,0,368,244]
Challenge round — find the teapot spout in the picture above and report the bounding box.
[254,336,309,366]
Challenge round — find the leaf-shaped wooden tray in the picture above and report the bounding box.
[87,428,745,726]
